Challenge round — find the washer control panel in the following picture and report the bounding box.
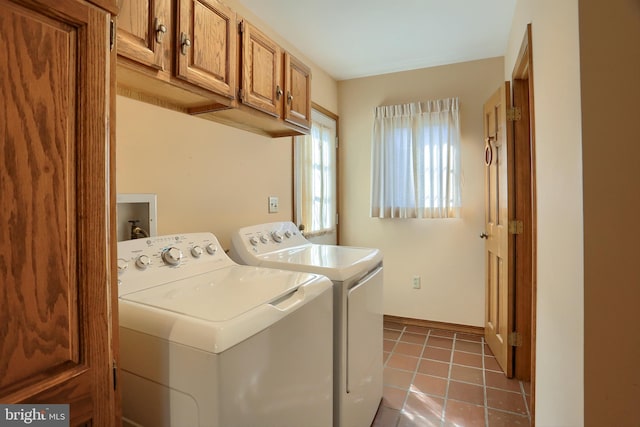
[117,232,233,296]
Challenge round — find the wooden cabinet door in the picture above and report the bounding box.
[176,0,236,98]
[284,52,311,129]
[241,20,282,117]
[0,0,117,424]
[117,0,169,70]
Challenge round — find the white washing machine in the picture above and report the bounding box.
[229,222,383,427]
[117,232,333,427]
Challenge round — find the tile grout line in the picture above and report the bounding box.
[482,337,489,427]
[440,333,457,427]
[383,326,404,368]
[520,378,532,422]
[397,327,432,427]
[382,325,405,427]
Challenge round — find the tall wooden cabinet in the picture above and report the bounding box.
[0,0,118,425]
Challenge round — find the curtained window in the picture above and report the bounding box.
[370,97,461,219]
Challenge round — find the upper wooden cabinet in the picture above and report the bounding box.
[240,21,282,117]
[176,0,236,98]
[116,0,312,137]
[284,52,312,129]
[117,0,169,70]
[116,0,235,109]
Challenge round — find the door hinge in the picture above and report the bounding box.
[112,359,118,390]
[335,136,339,149]
[239,21,244,34]
[110,19,115,51]
[238,88,244,99]
[508,331,523,347]
[508,220,523,235]
[507,106,521,121]
[335,212,339,225]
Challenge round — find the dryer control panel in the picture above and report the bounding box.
[230,221,310,257]
[117,232,235,296]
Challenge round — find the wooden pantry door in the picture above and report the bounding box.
[482,82,515,377]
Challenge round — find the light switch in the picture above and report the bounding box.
[268,196,279,213]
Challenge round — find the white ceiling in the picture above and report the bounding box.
[238,0,517,81]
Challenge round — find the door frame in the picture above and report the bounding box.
[511,23,537,424]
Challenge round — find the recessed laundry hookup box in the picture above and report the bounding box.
[116,193,157,242]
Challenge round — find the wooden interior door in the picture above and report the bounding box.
[117,0,168,70]
[483,82,515,377]
[176,0,237,98]
[241,20,282,117]
[0,0,116,423]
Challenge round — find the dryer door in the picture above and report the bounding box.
[346,266,383,422]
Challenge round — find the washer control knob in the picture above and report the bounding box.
[206,243,218,255]
[260,235,269,244]
[117,258,129,273]
[249,236,259,246]
[135,255,152,270]
[162,247,183,266]
[271,231,284,243]
[284,230,292,238]
[191,246,204,258]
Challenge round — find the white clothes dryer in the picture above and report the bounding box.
[117,233,333,427]
[229,222,383,427]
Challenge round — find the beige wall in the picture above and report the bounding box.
[505,0,584,424]
[338,57,504,327]
[116,1,338,250]
[579,0,640,425]
[116,96,292,249]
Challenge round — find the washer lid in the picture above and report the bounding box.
[119,265,332,353]
[256,245,382,282]
[121,265,317,321]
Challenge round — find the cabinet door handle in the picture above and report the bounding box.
[276,85,283,100]
[180,33,191,56]
[287,91,293,104]
[155,19,167,43]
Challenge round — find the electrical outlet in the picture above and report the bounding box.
[268,196,279,213]
[412,276,421,289]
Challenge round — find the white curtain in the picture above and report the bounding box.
[296,118,336,235]
[370,97,461,219]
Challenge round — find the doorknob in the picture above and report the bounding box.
[480,233,488,239]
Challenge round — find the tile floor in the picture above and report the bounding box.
[371,321,531,427]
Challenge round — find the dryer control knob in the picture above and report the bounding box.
[135,255,152,270]
[284,230,292,238]
[249,236,259,246]
[260,235,269,244]
[117,258,129,273]
[162,247,183,266]
[271,231,284,243]
[191,246,204,258]
[206,243,218,255]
